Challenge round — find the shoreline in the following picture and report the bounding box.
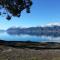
[0,40,60,49]
[0,40,60,60]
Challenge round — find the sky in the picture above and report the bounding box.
[0,0,60,30]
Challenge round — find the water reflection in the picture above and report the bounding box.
[0,32,60,42]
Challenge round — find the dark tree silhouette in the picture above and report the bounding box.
[0,0,32,20]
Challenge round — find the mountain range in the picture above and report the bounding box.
[6,25,60,37]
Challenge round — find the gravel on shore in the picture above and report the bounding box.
[0,45,60,60]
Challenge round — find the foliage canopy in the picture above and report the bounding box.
[0,0,32,20]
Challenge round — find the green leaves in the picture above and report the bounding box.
[0,0,32,20]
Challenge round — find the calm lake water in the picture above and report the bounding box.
[0,32,60,42]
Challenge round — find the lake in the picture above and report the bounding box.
[0,32,60,42]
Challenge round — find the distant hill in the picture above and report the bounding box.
[0,30,5,32]
[6,25,60,36]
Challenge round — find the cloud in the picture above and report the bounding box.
[40,22,60,27]
[46,22,60,26]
